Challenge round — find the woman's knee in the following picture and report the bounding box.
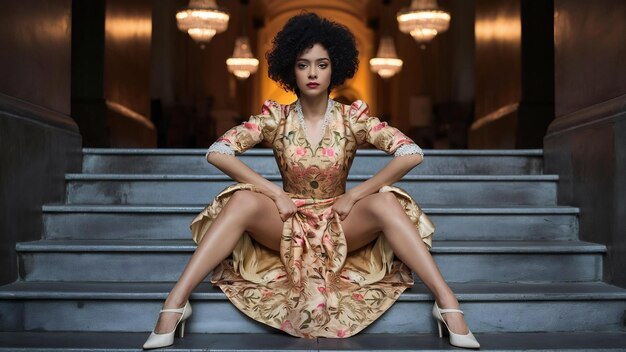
[225,190,264,217]
[227,191,282,251]
[367,192,403,219]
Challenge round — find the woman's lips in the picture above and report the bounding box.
[306,83,319,88]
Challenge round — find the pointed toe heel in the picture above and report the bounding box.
[142,300,192,350]
[432,302,480,349]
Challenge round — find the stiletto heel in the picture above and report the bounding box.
[142,300,192,350]
[432,301,480,349]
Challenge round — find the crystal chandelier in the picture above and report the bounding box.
[176,0,229,49]
[370,37,403,79]
[225,0,258,80]
[370,0,403,79]
[226,36,259,79]
[397,0,450,48]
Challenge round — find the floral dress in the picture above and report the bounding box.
[189,99,435,338]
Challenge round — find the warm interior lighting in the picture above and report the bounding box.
[105,17,151,41]
[397,0,450,46]
[176,0,229,49]
[370,37,403,79]
[475,16,521,43]
[370,58,403,79]
[226,34,259,80]
[226,56,259,79]
[187,28,217,43]
[409,28,438,42]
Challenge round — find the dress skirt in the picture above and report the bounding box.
[189,182,435,338]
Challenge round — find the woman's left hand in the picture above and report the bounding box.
[332,192,357,221]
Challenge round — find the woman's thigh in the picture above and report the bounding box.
[340,192,393,253]
[228,190,284,252]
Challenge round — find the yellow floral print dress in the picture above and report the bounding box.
[190,99,435,338]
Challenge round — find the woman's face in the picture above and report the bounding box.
[294,43,332,98]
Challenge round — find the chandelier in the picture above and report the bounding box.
[370,0,403,79]
[397,0,450,48]
[370,37,403,79]
[176,0,229,49]
[225,0,258,79]
[226,36,259,79]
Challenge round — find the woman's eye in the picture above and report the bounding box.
[319,64,328,68]
[298,64,307,69]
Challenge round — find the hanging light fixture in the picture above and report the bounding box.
[176,0,229,49]
[227,37,259,79]
[226,0,258,79]
[370,0,403,79]
[397,0,450,48]
[370,37,403,79]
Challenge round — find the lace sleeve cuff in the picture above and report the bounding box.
[394,143,424,158]
[205,141,235,160]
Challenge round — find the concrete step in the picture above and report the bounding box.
[42,205,580,241]
[65,174,558,206]
[82,148,545,175]
[1,281,625,334]
[2,331,626,351]
[15,240,604,282]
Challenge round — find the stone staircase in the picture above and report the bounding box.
[1,148,626,351]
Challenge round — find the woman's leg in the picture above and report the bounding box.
[340,192,469,335]
[153,190,285,333]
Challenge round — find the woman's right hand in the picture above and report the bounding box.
[272,192,297,222]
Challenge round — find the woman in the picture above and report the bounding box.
[143,12,480,350]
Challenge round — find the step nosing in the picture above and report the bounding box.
[2,282,625,301]
[3,331,626,351]
[3,293,625,301]
[65,174,559,181]
[42,205,580,214]
[82,148,544,156]
[16,240,606,253]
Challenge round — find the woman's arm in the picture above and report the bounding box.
[347,153,423,202]
[204,99,284,200]
[207,152,284,200]
[346,99,425,203]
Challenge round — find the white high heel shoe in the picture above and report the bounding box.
[432,302,480,349]
[142,300,192,350]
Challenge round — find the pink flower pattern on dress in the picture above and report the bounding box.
[280,320,295,333]
[373,122,387,132]
[352,292,364,301]
[321,147,335,157]
[295,147,307,157]
[243,121,259,130]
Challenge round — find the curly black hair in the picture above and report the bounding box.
[266,12,359,96]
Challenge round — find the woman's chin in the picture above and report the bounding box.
[298,90,329,99]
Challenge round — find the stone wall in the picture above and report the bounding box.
[0,1,81,285]
[545,0,626,287]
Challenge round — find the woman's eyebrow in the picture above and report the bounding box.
[296,58,330,62]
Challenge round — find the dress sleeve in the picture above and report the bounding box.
[349,99,424,158]
[205,100,282,160]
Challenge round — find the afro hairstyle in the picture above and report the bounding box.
[266,12,359,96]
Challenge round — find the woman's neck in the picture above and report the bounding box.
[298,94,329,121]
